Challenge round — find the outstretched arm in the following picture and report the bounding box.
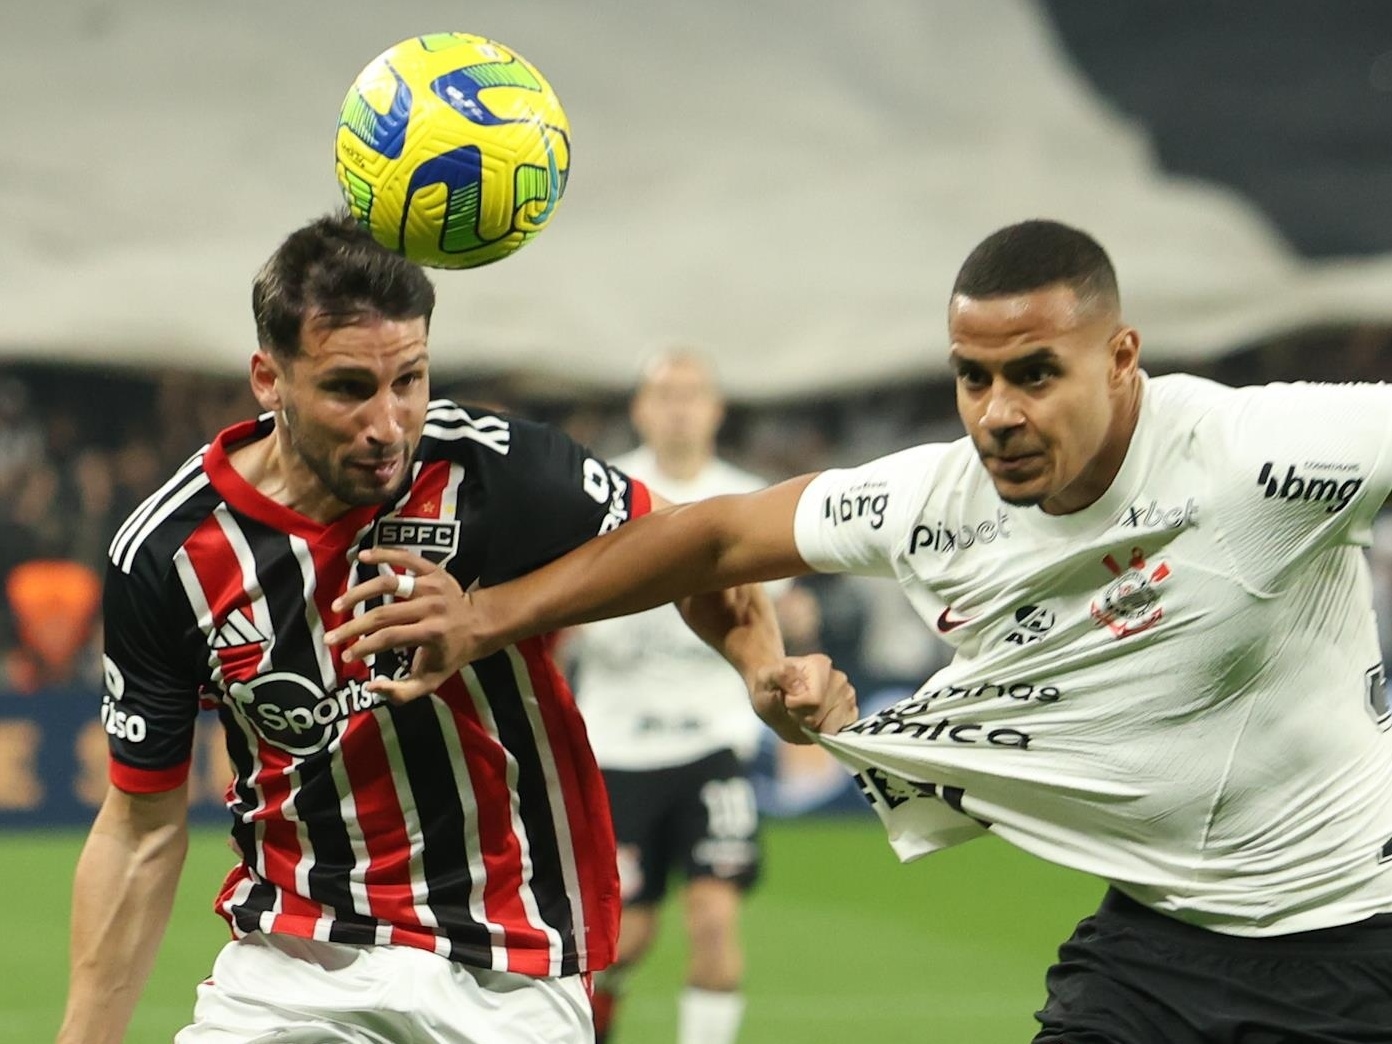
[59,783,190,1044]
[328,474,819,697]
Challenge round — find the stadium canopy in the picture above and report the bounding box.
[3,0,1390,400]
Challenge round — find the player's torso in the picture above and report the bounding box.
[572,451,767,768]
[828,377,1392,927]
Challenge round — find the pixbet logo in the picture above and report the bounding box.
[1257,462,1362,514]
[909,508,1010,555]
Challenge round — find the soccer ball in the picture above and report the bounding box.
[335,33,570,270]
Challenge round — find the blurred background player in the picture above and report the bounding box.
[566,349,773,1044]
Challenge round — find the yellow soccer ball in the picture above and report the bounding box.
[336,33,570,269]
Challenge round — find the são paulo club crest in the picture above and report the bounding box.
[1089,547,1171,639]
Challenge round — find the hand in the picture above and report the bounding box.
[325,547,483,704]
[748,653,857,745]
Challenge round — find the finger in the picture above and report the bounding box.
[331,575,407,616]
[325,601,424,646]
[356,547,439,575]
[341,621,438,662]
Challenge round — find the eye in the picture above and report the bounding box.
[1020,364,1058,388]
[322,379,372,399]
[955,366,989,391]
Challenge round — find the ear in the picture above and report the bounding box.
[1110,326,1141,386]
[249,350,284,412]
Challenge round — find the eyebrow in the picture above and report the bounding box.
[949,347,1061,370]
[318,353,429,379]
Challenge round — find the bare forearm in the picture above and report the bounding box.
[477,476,815,651]
[59,789,190,1044]
[679,584,787,687]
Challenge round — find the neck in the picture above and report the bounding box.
[651,444,711,482]
[1040,374,1144,516]
[226,424,353,524]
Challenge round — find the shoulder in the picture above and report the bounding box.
[106,444,222,579]
[416,400,515,461]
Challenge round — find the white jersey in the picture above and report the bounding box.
[572,448,771,769]
[794,374,1392,936]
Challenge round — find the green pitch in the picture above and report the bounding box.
[0,816,1103,1043]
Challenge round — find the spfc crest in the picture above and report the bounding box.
[373,517,460,566]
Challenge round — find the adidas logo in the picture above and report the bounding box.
[1256,462,1363,515]
[211,608,269,649]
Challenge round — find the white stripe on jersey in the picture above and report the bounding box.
[425,687,510,967]
[441,463,467,522]
[504,643,587,972]
[108,448,206,564]
[423,403,511,456]
[461,662,565,973]
[113,467,212,574]
[289,535,337,693]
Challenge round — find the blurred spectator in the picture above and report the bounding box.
[4,559,102,693]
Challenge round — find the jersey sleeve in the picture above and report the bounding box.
[1204,381,1392,582]
[478,418,652,586]
[793,445,948,577]
[101,552,203,793]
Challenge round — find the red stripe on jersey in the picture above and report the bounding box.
[304,524,423,927]
[337,713,421,925]
[395,460,451,518]
[109,755,190,794]
[439,672,555,975]
[518,636,619,968]
[630,479,653,520]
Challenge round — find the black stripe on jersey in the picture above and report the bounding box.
[219,702,261,870]
[230,879,277,936]
[472,649,577,973]
[383,696,493,965]
[239,518,360,918]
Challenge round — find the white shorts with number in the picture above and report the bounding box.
[174,931,594,1043]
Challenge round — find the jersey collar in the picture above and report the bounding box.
[204,415,385,543]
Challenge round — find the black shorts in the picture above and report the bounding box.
[1034,888,1392,1044]
[602,748,761,906]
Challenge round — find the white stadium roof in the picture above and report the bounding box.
[3,0,1390,399]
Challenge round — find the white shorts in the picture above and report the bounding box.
[174,931,594,1043]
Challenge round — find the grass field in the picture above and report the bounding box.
[1,816,1105,1043]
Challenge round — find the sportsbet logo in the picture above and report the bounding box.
[1257,462,1362,514]
[227,672,386,756]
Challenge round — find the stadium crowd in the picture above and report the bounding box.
[4,322,1392,709]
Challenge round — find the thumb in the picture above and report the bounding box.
[364,674,439,705]
[767,659,808,695]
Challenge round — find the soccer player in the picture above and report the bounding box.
[567,348,773,1044]
[331,220,1392,1042]
[56,213,829,1044]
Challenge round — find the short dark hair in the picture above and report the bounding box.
[952,220,1119,313]
[252,211,437,358]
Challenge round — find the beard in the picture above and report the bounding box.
[281,402,412,507]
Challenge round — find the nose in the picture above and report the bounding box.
[979,381,1026,435]
[362,390,405,450]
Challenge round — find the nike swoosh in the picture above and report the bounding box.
[937,608,972,632]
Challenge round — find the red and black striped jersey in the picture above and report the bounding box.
[100,401,652,976]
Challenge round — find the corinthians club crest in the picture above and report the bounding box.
[1090,546,1170,639]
